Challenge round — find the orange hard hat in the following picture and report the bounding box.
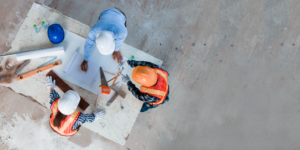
[132,66,158,87]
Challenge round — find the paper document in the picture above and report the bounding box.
[64,51,100,87]
[51,29,130,96]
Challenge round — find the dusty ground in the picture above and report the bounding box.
[1,0,300,149]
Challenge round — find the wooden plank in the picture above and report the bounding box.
[46,70,90,110]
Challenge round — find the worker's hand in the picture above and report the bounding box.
[94,110,106,120]
[81,60,88,72]
[112,51,123,63]
[121,74,130,84]
[118,60,128,71]
[45,76,56,90]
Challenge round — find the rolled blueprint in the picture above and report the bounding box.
[15,46,64,61]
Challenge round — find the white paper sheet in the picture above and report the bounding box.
[16,46,64,61]
[64,51,100,87]
[47,29,129,100]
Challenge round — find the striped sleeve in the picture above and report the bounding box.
[127,81,160,102]
[72,113,95,130]
[49,90,60,106]
[127,60,160,68]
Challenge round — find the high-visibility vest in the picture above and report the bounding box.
[140,68,169,106]
[49,99,81,136]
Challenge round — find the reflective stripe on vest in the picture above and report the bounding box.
[140,68,169,106]
[50,99,81,136]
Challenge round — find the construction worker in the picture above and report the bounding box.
[118,60,170,112]
[45,76,105,136]
[81,8,127,71]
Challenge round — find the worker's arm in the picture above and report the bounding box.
[71,113,95,130]
[84,26,102,61]
[127,60,160,68]
[71,110,105,130]
[114,32,127,51]
[49,89,60,106]
[127,81,160,102]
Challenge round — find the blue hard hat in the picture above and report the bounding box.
[48,24,65,44]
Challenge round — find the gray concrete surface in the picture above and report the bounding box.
[1,0,300,149]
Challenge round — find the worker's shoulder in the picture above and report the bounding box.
[112,23,127,37]
[157,67,169,76]
[118,25,127,34]
[101,9,118,14]
[100,9,125,20]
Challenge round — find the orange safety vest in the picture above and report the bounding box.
[49,99,81,136]
[140,68,169,106]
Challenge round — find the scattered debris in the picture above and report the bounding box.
[0,74,14,83]
[223,35,227,41]
[0,58,26,84]
[136,0,140,7]
[5,61,12,70]
[5,65,12,70]
[125,134,130,140]
[1,23,4,31]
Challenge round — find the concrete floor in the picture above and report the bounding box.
[1,0,300,149]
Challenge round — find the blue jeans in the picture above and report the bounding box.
[140,89,170,112]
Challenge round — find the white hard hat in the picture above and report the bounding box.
[95,31,115,55]
[58,90,80,115]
